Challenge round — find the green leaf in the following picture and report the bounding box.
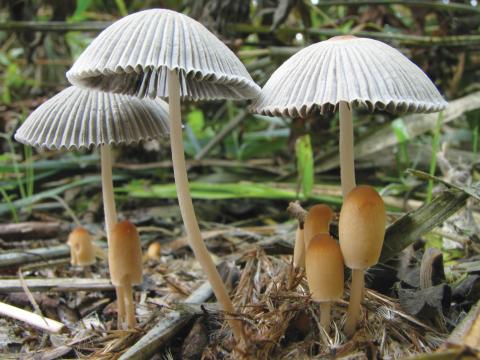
[295,134,314,199]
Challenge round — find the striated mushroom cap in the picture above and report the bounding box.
[109,220,143,286]
[305,233,344,302]
[14,86,169,150]
[67,227,95,266]
[304,204,334,248]
[339,185,386,269]
[67,9,260,101]
[251,36,447,117]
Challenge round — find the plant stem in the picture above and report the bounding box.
[293,226,305,268]
[426,111,444,203]
[100,145,117,235]
[319,302,331,331]
[339,101,356,198]
[167,70,244,344]
[100,145,124,327]
[345,269,364,337]
[116,285,126,329]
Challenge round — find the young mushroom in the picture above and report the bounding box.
[251,36,447,199]
[15,86,169,328]
[304,204,334,249]
[66,9,260,342]
[305,233,344,334]
[339,185,386,336]
[67,227,95,266]
[109,220,143,329]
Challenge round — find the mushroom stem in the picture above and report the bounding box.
[122,275,136,329]
[101,145,125,328]
[167,70,244,343]
[339,101,356,198]
[116,285,126,329]
[100,144,117,234]
[319,302,331,331]
[345,269,364,337]
[293,225,305,268]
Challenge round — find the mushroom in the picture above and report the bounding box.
[305,233,344,333]
[66,9,260,341]
[67,226,95,266]
[147,241,162,260]
[15,85,169,328]
[338,185,386,336]
[251,36,447,198]
[304,204,334,249]
[109,220,142,329]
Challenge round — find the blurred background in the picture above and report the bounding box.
[0,0,478,229]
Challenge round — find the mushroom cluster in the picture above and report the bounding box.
[253,36,447,337]
[15,7,450,346]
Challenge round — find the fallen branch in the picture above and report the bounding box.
[0,222,62,241]
[0,278,114,293]
[0,301,65,333]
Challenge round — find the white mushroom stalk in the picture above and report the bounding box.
[168,69,244,341]
[339,101,355,197]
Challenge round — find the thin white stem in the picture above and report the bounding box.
[116,285,126,329]
[293,226,305,268]
[122,276,136,329]
[0,301,64,333]
[319,302,331,331]
[345,269,364,337]
[167,70,244,344]
[339,101,356,198]
[100,145,117,236]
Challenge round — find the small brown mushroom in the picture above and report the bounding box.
[67,227,95,266]
[109,220,143,329]
[304,204,334,249]
[339,185,386,336]
[147,242,162,260]
[305,233,344,333]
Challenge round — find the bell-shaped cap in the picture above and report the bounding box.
[339,185,386,269]
[109,220,143,286]
[304,204,334,248]
[251,36,448,117]
[67,9,260,101]
[305,233,344,302]
[67,227,95,266]
[14,86,169,150]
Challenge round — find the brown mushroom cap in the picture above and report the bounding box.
[108,220,143,286]
[304,204,334,247]
[305,233,344,302]
[67,227,95,266]
[339,186,386,269]
[147,242,162,260]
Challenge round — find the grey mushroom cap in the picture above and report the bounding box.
[15,86,170,150]
[251,36,448,118]
[67,9,260,101]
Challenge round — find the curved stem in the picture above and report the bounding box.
[339,101,356,198]
[345,269,364,337]
[167,70,244,344]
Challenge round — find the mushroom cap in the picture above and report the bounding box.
[305,233,344,302]
[67,9,260,101]
[14,86,169,150]
[304,204,334,248]
[147,242,162,260]
[109,220,143,286]
[67,227,95,266]
[251,36,448,117]
[339,185,386,269]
